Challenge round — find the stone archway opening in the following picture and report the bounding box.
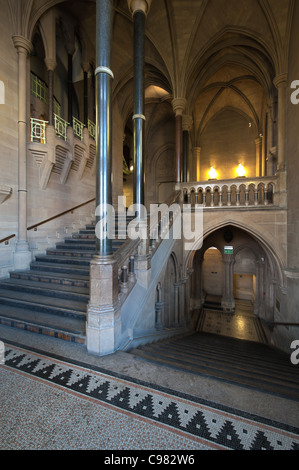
[189,224,282,343]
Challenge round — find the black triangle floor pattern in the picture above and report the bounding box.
[1,343,299,450]
[129,331,299,402]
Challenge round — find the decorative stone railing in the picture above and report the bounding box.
[113,235,139,301]
[176,176,280,208]
[86,190,183,356]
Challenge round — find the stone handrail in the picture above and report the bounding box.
[176,176,278,208]
[114,189,182,304]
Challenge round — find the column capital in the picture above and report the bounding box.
[12,35,33,55]
[44,57,57,72]
[127,0,152,16]
[182,114,193,132]
[82,61,91,73]
[273,73,288,89]
[172,97,186,117]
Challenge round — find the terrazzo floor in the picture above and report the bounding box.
[1,342,299,452]
[1,301,299,453]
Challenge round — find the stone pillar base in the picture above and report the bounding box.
[86,255,121,356]
[86,303,121,356]
[221,299,235,313]
[13,241,32,271]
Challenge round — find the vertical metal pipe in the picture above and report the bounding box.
[95,0,114,256]
[132,10,145,211]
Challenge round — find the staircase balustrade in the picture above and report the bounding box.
[177,176,279,208]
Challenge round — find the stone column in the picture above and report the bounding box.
[174,283,180,326]
[128,0,151,210]
[45,58,57,127]
[86,0,120,356]
[172,98,186,183]
[254,259,265,317]
[182,115,193,182]
[82,62,90,127]
[255,136,263,177]
[221,254,235,313]
[67,49,75,126]
[273,74,287,171]
[12,35,33,270]
[193,147,201,182]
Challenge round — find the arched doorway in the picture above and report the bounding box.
[202,247,224,305]
[189,225,283,343]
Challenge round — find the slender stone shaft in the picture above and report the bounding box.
[95,0,114,256]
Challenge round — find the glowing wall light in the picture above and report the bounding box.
[208,166,218,179]
[236,164,246,178]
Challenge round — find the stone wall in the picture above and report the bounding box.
[0,0,19,276]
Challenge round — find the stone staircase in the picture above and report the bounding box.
[130,332,299,401]
[0,217,131,344]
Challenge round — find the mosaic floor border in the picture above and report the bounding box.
[1,341,299,451]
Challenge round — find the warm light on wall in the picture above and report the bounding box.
[236,164,246,177]
[208,166,218,179]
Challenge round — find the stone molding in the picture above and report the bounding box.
[12,35,33,55]
[44,57,57,71]
[182,115,193,132]
[172,97,187,116]
[127,0,152,16]
[273,73,288,89]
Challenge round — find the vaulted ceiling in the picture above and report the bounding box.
[9,0,296,141]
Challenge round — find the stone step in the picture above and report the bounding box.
[130,333,299,401]
[0,278,89,302]
[0,215,131,345]
[10,270,89,288]
[35,255,91,266]
[136,338,298,386]
[55,240,125,251]
[0,304,85,344]
[46,249,95,259]
[0,288,86,318]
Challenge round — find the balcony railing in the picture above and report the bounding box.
[30,73,48,105]
[30,118,48,144]
[177,176,278,208]
[54,114,68,141]
[88,119,96,140]
[73,117,84,141]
